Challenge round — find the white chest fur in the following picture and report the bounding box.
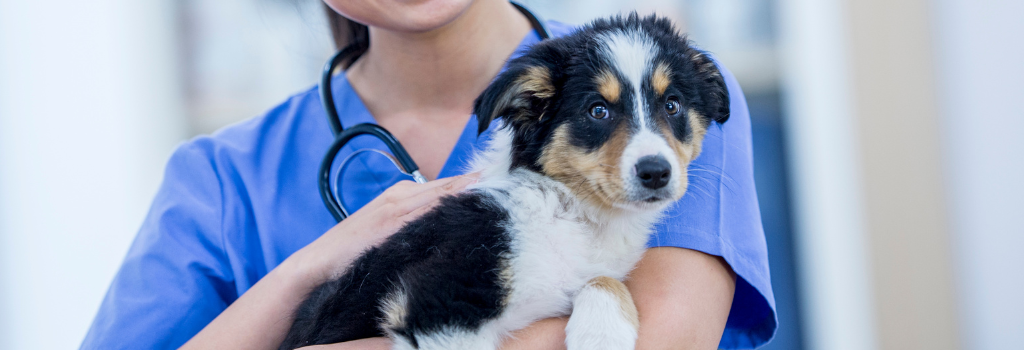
[462,127,663,339]
[472,170,660,335]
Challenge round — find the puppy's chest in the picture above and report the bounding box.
[486,179,652,300]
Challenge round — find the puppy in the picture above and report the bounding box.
[280,14,729,350]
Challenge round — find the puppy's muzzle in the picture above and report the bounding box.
[634,155,671,190]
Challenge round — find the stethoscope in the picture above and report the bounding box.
[318,3,550,222]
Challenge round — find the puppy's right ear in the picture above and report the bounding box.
[474,54,560,135]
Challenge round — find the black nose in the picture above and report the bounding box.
[635,155,671,189]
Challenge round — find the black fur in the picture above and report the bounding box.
[474,13,730,171]
[281,13,731,350]
[279,192,511,349]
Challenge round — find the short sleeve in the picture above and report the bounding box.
[647,64,777,348]
[80,140,236,349]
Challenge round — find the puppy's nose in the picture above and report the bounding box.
[635,155,671,189]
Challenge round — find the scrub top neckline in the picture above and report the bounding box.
[327,29,544,180]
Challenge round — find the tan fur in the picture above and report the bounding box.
[651,63,672,96]
[540,124,631,210]
[588,276,639,329]
[596,70,621,103]
[518,66,555,99]
[498,260,516,308]
[379,289,409,330]
[691,52,721,78]
[654,111,712,197]
[492,66,555,122]
[685,110,710,155]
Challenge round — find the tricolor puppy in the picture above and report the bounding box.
[281,14,729,350]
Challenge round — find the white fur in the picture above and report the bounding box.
[601,31,659,131]
[619,128,681,202]
[379,285,410,330]
[450,126,663,349]
[599,31,682,204]
[441,28,673,348]
[565,283,639,350]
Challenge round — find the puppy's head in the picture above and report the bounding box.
[474,14,729,212]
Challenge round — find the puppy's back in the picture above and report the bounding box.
[279,190,512,349]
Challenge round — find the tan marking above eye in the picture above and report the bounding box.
[595,70,621,103]
[652,63,671,96]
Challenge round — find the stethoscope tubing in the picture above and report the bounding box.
[319,123,426,221]
[319,2,549,222]
[319,47,354,136]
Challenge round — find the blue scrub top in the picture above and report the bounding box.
[81,20,776,350]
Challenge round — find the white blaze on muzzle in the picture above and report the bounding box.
[601,30,682,202]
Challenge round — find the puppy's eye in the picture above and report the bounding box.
[665,98,681,116]
[589,104,609,119]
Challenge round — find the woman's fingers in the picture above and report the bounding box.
[395,202,437,227]
[335,172,481,248]
[393,173,479,216]
[363,173,478,212]
[399,173,477,198]
[297,337,391,350]
[390,177,472,229]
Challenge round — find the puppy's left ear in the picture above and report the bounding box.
[690,51,730,124]
[474,51,560,135]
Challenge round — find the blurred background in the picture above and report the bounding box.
[0,0,1020,349]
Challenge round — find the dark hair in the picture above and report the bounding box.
[323,3,369,69]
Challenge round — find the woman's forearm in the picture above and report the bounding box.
[304,317,570,350]
[501,317,568,350]
[270,247,732,350]
[502,248,735,350]
[499,248,735,350]
[180,176,478,350]
[180,254,337,350]
[181,246,731,350]
[627,247,736,350]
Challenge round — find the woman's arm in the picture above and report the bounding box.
[180,175,479,350]
[307,247,735,350]
[627,247,736,350]
[497,247,735,350]
[299,317,572,350]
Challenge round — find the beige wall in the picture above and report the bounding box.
[846,0,959,348]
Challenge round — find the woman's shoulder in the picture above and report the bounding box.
[178,84,333,173]
[199,85,327,151]
[544,20,579,38]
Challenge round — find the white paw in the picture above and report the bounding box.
[565,277,639,350]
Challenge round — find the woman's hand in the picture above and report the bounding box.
[285,173,481,289]
[181,173,478,350]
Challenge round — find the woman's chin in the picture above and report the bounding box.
[326,0,476,34]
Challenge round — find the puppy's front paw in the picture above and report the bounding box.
[565,277,639,350]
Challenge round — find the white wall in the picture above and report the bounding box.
[933,1,1024,349]
[775,0,878,349]
[0,1,186,349]
[180,0,334,134]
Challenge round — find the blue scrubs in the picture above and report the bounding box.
[81,21,776,349]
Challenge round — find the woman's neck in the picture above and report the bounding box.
[346,0,532,123]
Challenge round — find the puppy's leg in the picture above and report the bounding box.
[565,276,639,350]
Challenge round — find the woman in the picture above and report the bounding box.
[81,1,775,349]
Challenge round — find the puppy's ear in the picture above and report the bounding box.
[474,55,559,135]
[690,51,730,124]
